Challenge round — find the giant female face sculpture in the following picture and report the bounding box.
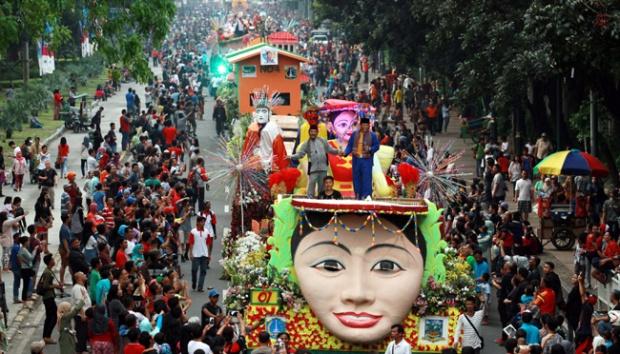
[290,211,425,344]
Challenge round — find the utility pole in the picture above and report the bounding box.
[590,89,597,156]
[555,77,561,150]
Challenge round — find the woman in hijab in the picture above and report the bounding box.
[88,304,118,354]
[58,299,84,354]
[131,243,145,268]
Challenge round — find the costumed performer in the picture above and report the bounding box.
[293,106,328,195]
[288,124,340,198]
[342,117,379,200]
[242,88,289,172]
[268,167,302,198]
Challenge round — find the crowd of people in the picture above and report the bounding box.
[0,2,619,354]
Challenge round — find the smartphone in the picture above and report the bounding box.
[209,317,215,325]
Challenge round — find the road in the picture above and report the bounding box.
[13,94,510,353]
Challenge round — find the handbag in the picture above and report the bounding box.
[54,156,62,169]
[464,314,484,349]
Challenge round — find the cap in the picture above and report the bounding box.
[67,171,77,180]
[208,289,219,297]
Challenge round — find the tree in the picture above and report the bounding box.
[0,0,176,84]
[315,0,620,180]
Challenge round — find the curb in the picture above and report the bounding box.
[5,253,61,344]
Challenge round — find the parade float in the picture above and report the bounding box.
[221,197,477,353]
[208,42,476,351]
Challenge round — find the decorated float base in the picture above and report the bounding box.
[245,294,459,353]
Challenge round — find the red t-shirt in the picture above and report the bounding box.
[604,240,620,258]
[498,156,509,173]
[162,126,177,145]
[58,144,69,158]
[120,115,131,133]
[426,105,438,119]
[535,288,556,315]
[124,343,145,354]
[115,250,127,269]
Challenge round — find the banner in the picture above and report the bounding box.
[80,8,94,57]
[37,24,55,76]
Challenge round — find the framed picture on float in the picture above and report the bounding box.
[260,47,278,66]
[418,316,449,346]
[284,65,297,79]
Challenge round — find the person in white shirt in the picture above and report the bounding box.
[189,216,210,292]
[384,324,411,354]
[453,296,484,353]
[514,170,534,222]
[71,271,91,353]
[188,322,213,354]
[86,148,98,174]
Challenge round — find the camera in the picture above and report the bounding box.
[209,317,215,325]
[230,311,238,317]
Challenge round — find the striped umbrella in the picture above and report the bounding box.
[534,149,609,177]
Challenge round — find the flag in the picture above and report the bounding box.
[80,8,94,57]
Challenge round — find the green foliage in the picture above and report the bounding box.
[0,0,176,83]
[0,55,105,138]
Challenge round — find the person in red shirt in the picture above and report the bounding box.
[162,120,177,147]
[88,304,119,353]
[119,109,132,151]
[426,101,439,135]
[123,328,145,354]
[497,153,510,175]
[58,137,70,179]
[593,231,620,282]
[115,240,128,269]
[533,275,556,315]
[53,89,63,120]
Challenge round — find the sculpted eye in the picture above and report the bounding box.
[313,260,345,272]
[371,260,403,273]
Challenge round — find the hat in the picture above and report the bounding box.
[208,289,219,297]
[360,117,370,124]
[67,171,77,181]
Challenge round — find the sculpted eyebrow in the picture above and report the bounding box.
[303,241,351,255]
[365,243,412,253]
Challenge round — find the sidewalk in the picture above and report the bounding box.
[3,79,150,344]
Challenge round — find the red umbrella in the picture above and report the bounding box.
[580,151,609,177]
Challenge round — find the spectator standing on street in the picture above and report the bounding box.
[39,254,62,344]
[534,133,553,163]
[120,109,132,151]
[515,170,534,222]
[385,324,411,354]
[17,235,34,302]
[491,165,506,204]
[53,89,63,120]
[9,234,21,303]
[38,160,57,209]
[12,151,26,192]
[58,137,70,179]
[80,136,92,178]
[189,216,209,292]
[453,296,485,353]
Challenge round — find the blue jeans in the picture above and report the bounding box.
[12,268,20,301]
[191,256,208,290]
